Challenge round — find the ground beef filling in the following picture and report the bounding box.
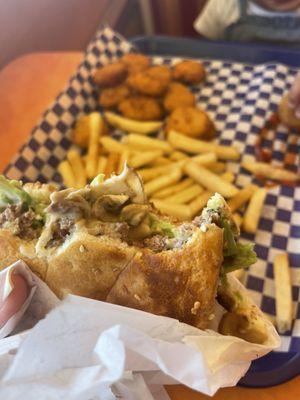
[142,223,195,252]
[93,221,130,242]
[0,204,42,239]
[46,218,74,248]
[143,234,168,252]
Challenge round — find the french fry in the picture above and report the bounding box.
[242,161,299,182]
[138,164,174,182]
[97,156,107,175]
[153,178,194,199]
[221,171,235,183]
[233,213,243,228]
[191,152,217,166]
[138,153,217,182]
[118,150,130,173]
[242,188,267,234]
[274,253,293,334]
[144,168,182,196]
[206,162,226,174]
[189,191,213,217]
[228,184,258,212]
[58,160,75,188]
[104,152,119,178]
[100,136,129,154]
[164,184,204,204]
[169,151,187,161]
[168,130,240,161]
[129,150,163,169]
[151,156,173,167]
[125,133,173,154]
[86,113,103,179]
[151,199,192,221]
[67,149,87,188]
[104,111,163,134]
[184,162,239,198]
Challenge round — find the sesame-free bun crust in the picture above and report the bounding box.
[0,224,223,330]
[0,230,47,279]
[44,231,137,300]
[107,224,223,329]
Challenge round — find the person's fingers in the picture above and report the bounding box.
[288,71,300,108]
[0,273,29,327]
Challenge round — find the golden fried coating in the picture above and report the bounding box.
[172,60,206,85]
[165,107,215,139]
[121,53,150,75]
[93,62,128,88]
[163,83,196,113]
[99,85,131,109]
[127,66,172,97]
[118,96,164,121]
[278,93,300,129]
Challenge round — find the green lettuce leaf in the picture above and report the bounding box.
[222,243,257,273]
[149,215,175,238]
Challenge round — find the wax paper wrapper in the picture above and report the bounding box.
[0,271,279,399]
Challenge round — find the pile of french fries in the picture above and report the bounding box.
[58,111,298,230]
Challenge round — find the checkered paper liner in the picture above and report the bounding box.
[3,27,300,352]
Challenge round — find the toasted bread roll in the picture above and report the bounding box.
[44,231,137,300]
[0,231,47,280]
[107,225,223,329]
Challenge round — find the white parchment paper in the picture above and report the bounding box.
[0,266,280,400]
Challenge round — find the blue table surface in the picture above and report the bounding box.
[131,34,300,387]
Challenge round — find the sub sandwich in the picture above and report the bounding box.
[0,168,268,343]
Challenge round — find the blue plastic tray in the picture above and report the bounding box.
[131,35,300,66]
[131,35,300,388]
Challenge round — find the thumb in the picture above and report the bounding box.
[0,273,29,327]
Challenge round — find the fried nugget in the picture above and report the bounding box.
[127,66,171,97]
[99,85,131,109]
[163,83,196,113]
[93,62,128,88]
[118,96,164,121]
[121,53,150,75]
[173,60,206,85]
[278,93,300,129]
[165,107,215,139]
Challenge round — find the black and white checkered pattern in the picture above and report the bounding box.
[3,27,300,352]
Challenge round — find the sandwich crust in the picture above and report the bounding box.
[44,231,137,300]
[0,230,47,279]
[107,224,223,329]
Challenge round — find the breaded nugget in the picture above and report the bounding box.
[163,83,196,113]
[278,93,300,128]
[99,85,131,109]
[173,60,206,85]
[121,53,150,75]
[93,62,128,88]
[165,107,215,139]
[118,96,164,121]
[127,66,171,97]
